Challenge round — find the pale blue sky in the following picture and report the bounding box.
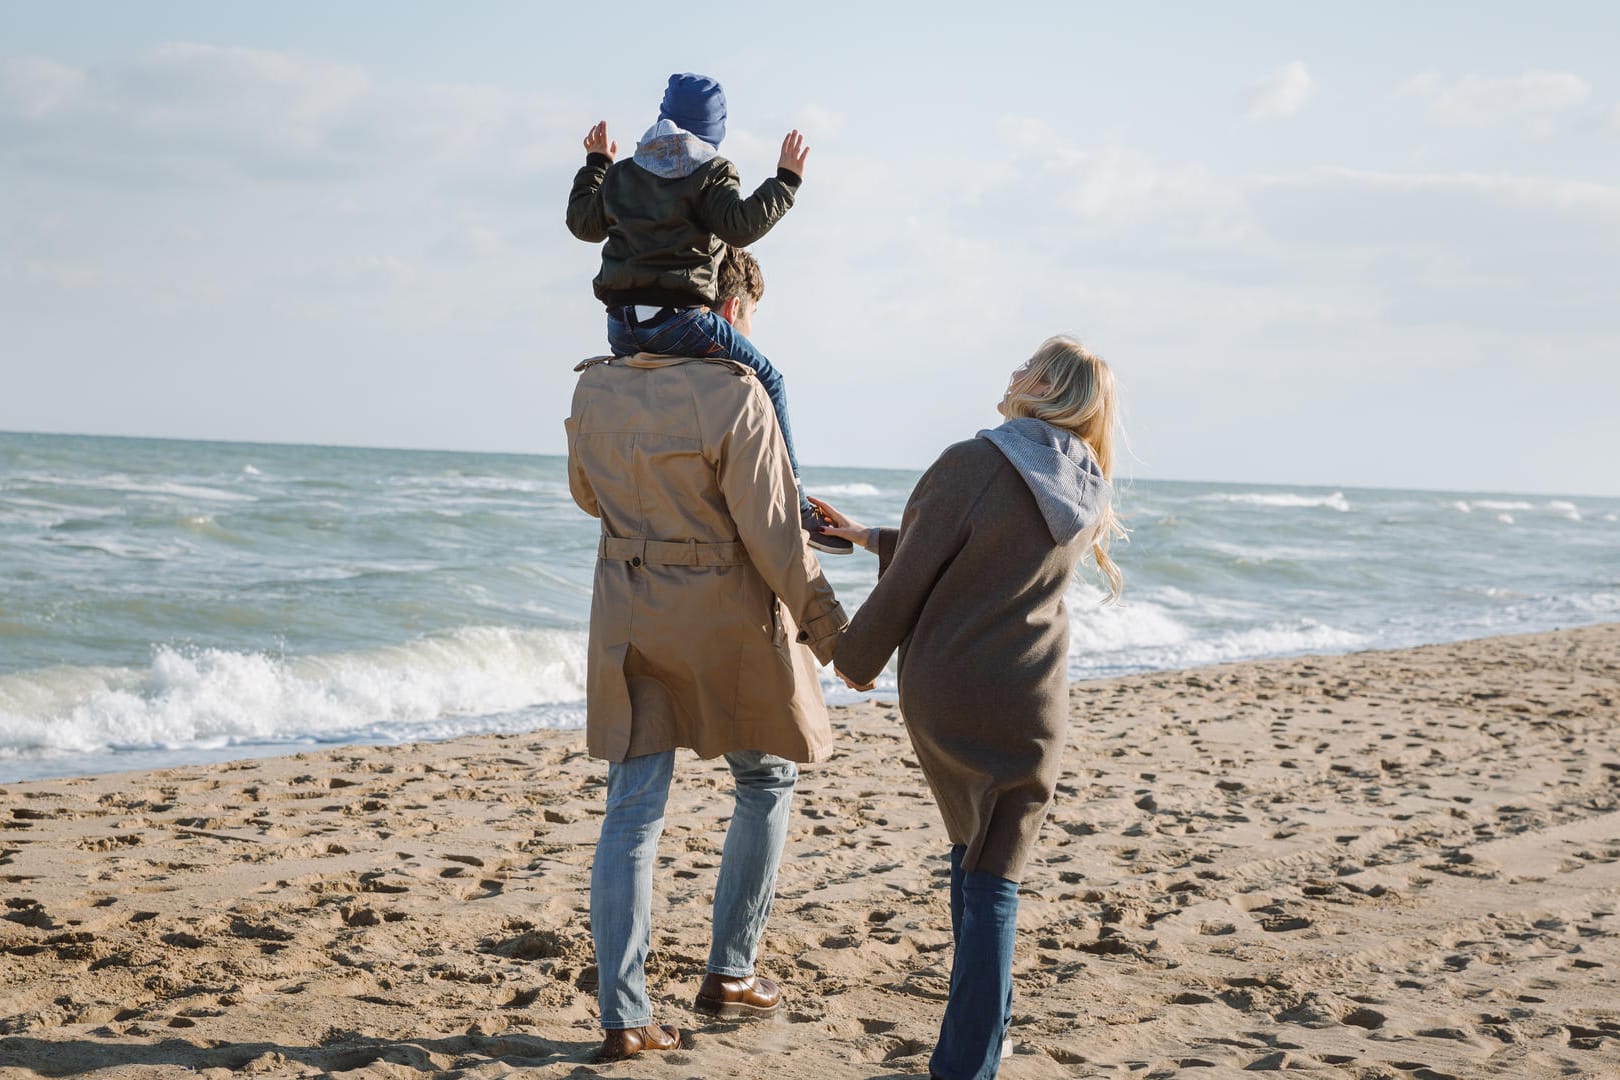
[3,1,1618,494]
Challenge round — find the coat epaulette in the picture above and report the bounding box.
[702,356,753,378]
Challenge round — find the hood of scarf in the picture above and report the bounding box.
[632,119,720,179]
[976,416,1112,546]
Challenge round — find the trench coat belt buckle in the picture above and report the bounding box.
[598,535,749,568]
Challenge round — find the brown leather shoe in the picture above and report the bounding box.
[693,972,783,1019]
[596,1023,680,1062]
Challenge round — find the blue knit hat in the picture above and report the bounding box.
[658,73,727,148]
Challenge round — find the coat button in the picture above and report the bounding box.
[631,556,641,567]
[797,630,809,642]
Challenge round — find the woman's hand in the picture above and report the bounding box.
[836,667,875,692]
[583,121,617,161]
[808,496,873,551]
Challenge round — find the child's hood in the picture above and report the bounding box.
[632,119,721,179]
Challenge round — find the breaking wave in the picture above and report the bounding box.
[0,627,587,762]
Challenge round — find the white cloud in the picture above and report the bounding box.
[1400,69,1590,126]
[1062,145,1225,224]
[991,116,1235,229]
[0,43,577,183]
[115,43,371,146]
[0,56,85,118]
[1241,164,1620,341]
[795,104,845,139]
[1,258,106,290]
[434,223,508,260]
[1247,62,1315,120]
[1262,166,1620,221]
[4,42,1619,494]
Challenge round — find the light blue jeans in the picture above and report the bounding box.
[590,748,798,1029]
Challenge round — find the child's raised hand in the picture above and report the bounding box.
[778,130,809,179]
[583,121,617,161]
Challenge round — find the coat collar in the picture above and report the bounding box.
[621,353,702,369]
[573,353,751,374]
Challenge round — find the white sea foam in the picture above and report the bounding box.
[1066,587,1192,655]
[387,475,551,495]
[1497,513,1515,525]
[1467,585,1525,600]
[1565,590,1620,616]
[17,473,257,503]
[0,627,588,761]
[118,480,258,503]
[1073,619,1367,678]
[1456,497,1590,520]
[1198,491,1350,512]
[820,671,899,706]
[56,537,197,561]
[1201,540,1342,564]
[814,483,883,497]
[9,431,1620,781]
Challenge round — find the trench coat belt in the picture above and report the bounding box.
[599,534,749,567]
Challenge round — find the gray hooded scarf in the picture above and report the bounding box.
[977,416,1112,546]
[632,119,719,179]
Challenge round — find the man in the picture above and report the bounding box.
[564,246,847,1062]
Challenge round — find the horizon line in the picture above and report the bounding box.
[2,426,1616,503]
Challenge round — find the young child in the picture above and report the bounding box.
[566,72,849,555]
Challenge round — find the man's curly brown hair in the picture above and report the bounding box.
[715,245,764,305]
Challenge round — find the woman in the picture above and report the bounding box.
[817,335,1124,1080]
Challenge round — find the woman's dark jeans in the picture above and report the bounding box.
[607,308,802,483]
[930,844,1019,1080]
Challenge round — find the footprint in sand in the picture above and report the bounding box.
[341,906,381,927]
[358,872,410,894]
[4,898,54,929]
[461,879,504,901]
[1341,1006,1386,1029]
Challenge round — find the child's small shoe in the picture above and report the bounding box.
[801,502,853,555]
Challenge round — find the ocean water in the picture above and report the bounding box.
[2,431,1616,782]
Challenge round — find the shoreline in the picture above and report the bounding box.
[7,620,1620,787]
[1,623,1617,1078]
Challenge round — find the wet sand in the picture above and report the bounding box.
[2,624,1618,1079]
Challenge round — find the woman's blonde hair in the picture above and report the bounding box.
[1002,335,1127,600]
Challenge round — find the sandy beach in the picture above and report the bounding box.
[1,623,1617,1079]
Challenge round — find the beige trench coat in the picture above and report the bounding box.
[565,353,847,764]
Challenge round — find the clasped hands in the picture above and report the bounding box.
[808,497,878,693]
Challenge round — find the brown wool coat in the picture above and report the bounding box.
[566,354,847,764]
[834,438,1091,881]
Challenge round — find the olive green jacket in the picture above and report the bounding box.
[566,154,798,308]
